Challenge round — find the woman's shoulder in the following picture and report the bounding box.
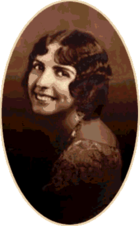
[77,118,117,147]
[46,129,122,195]
[63,138,121,168]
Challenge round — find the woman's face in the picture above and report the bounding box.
[28,43,77,116]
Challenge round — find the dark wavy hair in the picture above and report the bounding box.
[23,29,112,120]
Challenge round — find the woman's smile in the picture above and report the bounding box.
[35,93,56,104]
[34,91,57,103]
[28,43,77,115]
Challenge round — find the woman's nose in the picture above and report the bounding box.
[36,67,55,88]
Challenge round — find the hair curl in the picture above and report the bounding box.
[23,29,112,120]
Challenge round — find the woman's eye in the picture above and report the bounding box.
[33,63,44,71]
[57,70,70,78]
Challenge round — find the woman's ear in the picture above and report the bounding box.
[76,111,85,121]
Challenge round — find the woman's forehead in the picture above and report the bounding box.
[36,43,60,60]
[35,43,77,75]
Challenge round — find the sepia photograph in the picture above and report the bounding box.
[0,0,139,225]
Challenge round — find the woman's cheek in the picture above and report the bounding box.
[58,80,72,94]
[28,73,38,87]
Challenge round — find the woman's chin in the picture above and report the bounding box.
[31,107,67,119]
[31,104,57,116]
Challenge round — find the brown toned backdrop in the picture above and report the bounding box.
[2,2,138,180]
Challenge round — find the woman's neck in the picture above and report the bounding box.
[32,109,79,143]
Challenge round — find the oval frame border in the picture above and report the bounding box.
[0,0,140,225]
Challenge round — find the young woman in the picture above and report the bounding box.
[7,30,122,224]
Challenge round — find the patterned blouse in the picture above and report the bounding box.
[6,133,122,224]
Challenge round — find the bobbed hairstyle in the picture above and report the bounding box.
[23,29,112,120]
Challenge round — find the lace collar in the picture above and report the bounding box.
[52,119,83,153]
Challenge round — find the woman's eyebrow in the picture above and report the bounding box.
[33,59,44,66]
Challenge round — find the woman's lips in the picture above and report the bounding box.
[34,93,57,104]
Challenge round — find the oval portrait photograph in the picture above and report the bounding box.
[1,1,138,225]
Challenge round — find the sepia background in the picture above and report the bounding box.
[2,2,137,181]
